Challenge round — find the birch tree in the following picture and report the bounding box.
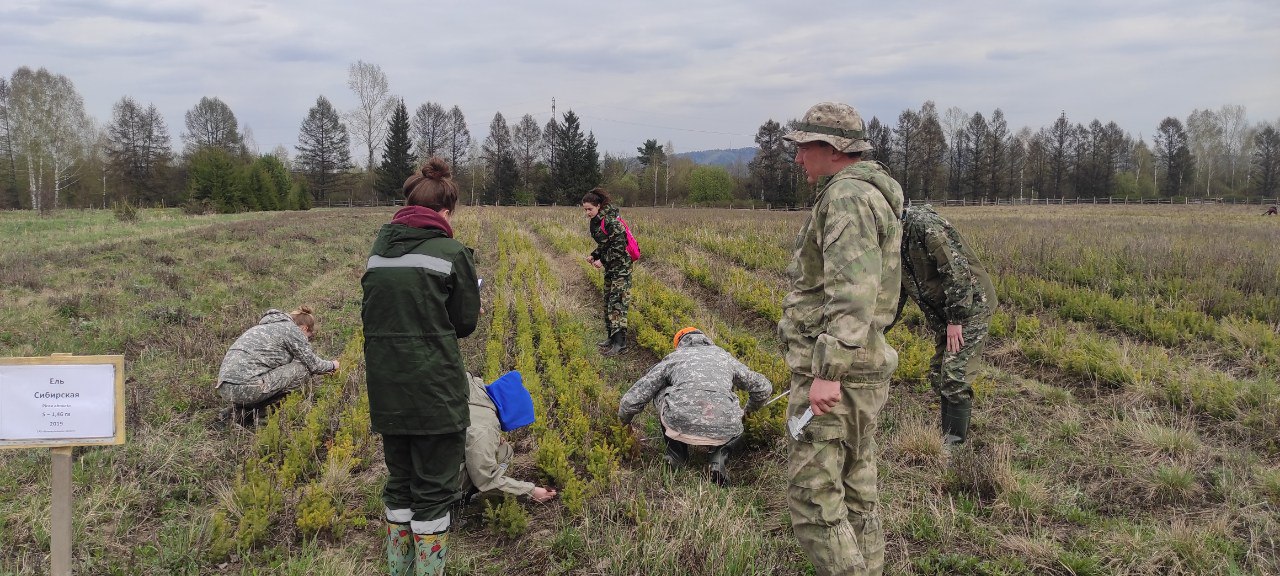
[9,66,93,210]
[346,60,393,172]
[182,96,244,156]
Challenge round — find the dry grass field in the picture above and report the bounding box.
[1,204,1277,575]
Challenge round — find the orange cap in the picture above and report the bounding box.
[672,327,700,349]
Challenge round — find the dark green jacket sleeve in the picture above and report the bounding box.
[449,248,481,338]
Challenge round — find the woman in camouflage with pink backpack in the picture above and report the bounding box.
[581,187,637,356]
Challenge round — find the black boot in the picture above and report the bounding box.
[708,435,742,487]
[601,331,628,356]
[663,436,689,469]
[941,397,972,446]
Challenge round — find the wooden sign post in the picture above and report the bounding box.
[1,354,126,576]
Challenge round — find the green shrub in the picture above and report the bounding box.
[112,201,139,223]
[483,494,530,539]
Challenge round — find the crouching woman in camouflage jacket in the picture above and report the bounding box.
[215,306,339,413]
[618,327,774,486]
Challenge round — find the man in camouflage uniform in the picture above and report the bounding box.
[893,205,997,445]
[618,327,774,486]
[778,102,903,576]
[216,308,338,418]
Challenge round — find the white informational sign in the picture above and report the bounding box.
[0,363,117,442]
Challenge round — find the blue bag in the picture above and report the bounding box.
[484,371,535,432]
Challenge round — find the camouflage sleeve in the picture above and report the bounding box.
[731,357,774,412]
[600,217,629,265]
[812,190,881,382]
[283,328,336,375]
[924,229,979,323]
[618,356,672,424]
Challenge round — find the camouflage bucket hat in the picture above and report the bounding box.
[783,102,873,153]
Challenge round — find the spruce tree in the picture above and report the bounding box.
[547,111,600,204]
[296,95,352,201]
[376,99,415,201]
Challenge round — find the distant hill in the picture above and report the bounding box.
[675,147,756,167]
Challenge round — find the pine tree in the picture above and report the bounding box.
[748,119,795,205]
[1252,125,1280,196]
[296,95,352,201]
[376,99,414,201]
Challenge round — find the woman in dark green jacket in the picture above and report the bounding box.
[362,157,480,576]
[582,187,632,356]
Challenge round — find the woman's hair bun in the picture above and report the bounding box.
[422,158,452,180]
[295,305,314,315]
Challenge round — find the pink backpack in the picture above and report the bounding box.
[600,217,641,261]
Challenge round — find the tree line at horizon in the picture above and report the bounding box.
[1,62,1277,213]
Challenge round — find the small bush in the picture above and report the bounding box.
[483,494,530,539]
[182,198,215,215]
[295,483,339,536]
[112,201,139,223]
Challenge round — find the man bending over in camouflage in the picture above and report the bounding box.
[618,327,773,486]
[779,102,903,576]
[216,306,339,425]
[892,205,997,445]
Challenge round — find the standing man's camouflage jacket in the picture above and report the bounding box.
[779,161,904,383]
[618,332,773,441]
[897,205,997,327]
[216,309,336,385]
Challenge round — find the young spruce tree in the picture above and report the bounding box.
[376,99,415,201]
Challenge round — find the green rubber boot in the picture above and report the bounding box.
[413,531,448,576]
[941,398,972,446]
[385,521,414,576]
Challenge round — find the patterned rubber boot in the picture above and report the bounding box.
[413,531,448,576]
[385,521,414,576]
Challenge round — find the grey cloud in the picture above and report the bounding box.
[45,0,204,25]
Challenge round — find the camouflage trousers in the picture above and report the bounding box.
[602,265,632,336]
[217,361,310,406]
[926,313,991,405]
[786,374,889,576]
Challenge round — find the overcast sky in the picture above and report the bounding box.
[3,0,1278,160]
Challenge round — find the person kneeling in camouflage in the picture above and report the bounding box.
[618,327,774,486]
[892,205,997,445]
[215,306,339,425]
